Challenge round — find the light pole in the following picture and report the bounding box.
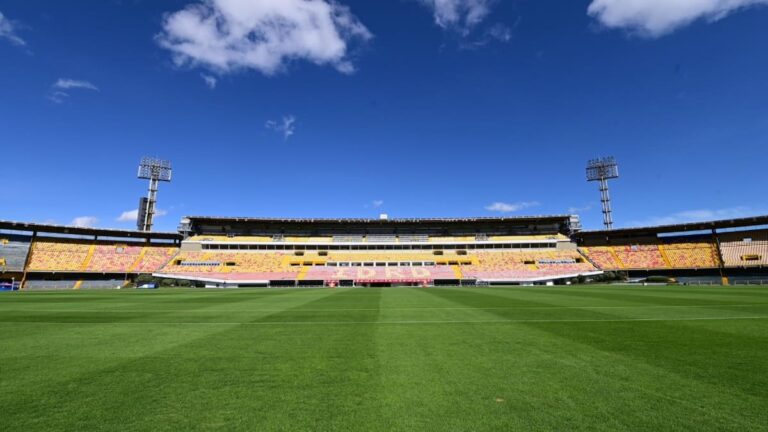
[586,157,619,230]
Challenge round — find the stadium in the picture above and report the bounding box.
[3,212,768,290]
[3,1,768,430]
[2,160,768,432]
[1,160,768,430]
[3,207,768,430]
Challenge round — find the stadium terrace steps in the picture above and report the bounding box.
[80,244,97,271]
[127,247,149,272]
[451,265,463,279]
[0,235,32,272]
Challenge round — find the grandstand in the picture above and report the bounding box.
[4,214,768,289]
[154,215,598,287]
[0,220,180,290]
[574,215,768,282]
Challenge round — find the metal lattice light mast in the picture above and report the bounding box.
[137,157,172,232]
[586,157,619,230]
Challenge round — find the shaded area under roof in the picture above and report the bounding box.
[184,215,573,224]
[574,215,768,242]
[0,220,181,241]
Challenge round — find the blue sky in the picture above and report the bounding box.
[1,0,767,232]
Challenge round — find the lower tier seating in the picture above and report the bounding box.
[27,240,177,273]
[304,266,457,282]
[720,240,768,267]
[159,250,598,282]
[27,241,91,271]
[663,243,720,268]
[460,250,597,281]
[580,242,720,270]
[160,251,300,280]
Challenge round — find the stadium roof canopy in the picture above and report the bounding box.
[0,220,181,240]
[184,215,573,224]
[183,215,578,236]
[574,215,768,242]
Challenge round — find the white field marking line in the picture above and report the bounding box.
[2,304,767,313]
[1,316,766,325]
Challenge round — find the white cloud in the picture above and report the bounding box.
[485,201,540,213]
[201,73,217,89]
[0,10,26,47]
[420,0,494,32]
[266,115,296,140]
[48,91,70,104]
[117,210,139,222]
[626,206,766,227]
[568,204,593,214]
[117,208,168,222]
[372,200,384,208]
[157,0,372,76]
[53,79,99,91]
[588,0,768,37]
[70,216,98,228]
[49,79,99,104]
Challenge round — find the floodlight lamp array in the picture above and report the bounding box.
[137,157,172,182]
[586,156,619,181]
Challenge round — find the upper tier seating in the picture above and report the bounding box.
[366,235,397,243]
[0,235,32,272]
[429,236,475,242]
[284,237,333,243]
[188,236,272,242]
[398,235,428,242]
[311,251,469,264]
[333,235,364,242]
[489,234,568,241]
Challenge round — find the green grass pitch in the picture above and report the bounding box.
[1,285,767,431]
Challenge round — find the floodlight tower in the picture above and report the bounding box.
[586,157,619,230]
[137,157,172,232]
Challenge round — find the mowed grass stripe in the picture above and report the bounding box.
[417,287,768,430]
[3,303,767,314]
[1,316,766,326]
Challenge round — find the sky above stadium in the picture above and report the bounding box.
[1,0,767,231]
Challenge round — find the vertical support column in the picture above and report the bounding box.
[599,178,613,230]
[142,177,159,232]
[712,228,727,284]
